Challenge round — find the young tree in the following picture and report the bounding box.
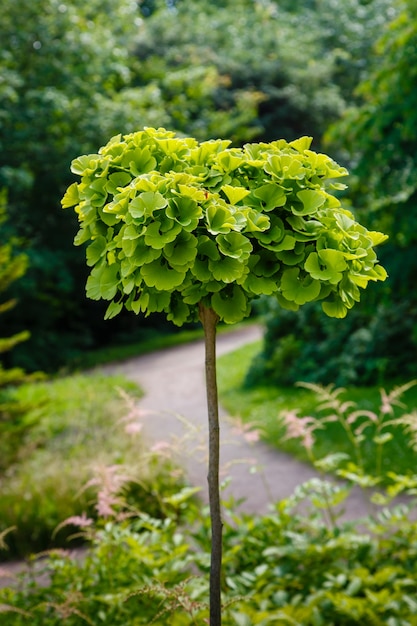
[62,127,387,624]
[0,193,39,469]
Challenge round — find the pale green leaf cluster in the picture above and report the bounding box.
[62,127,387,324]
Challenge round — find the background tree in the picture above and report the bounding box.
[63,126,387,623]
[250,0,416,387]
[0,193,40,469]
[0,0,396,373]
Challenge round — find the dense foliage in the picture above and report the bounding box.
[0,0,396,371]
[62,128,386,325]
[0,373,182,560]
[253,0,417,386]
[0,198,40,468]
[2,480,417,624]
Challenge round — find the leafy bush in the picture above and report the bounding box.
[0,374,183,560]
[218,340,417,482]
[245,297,417,387]
[0,195,44,469]
[2,480,417,624]
[3,364,417,623]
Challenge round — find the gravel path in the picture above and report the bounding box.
[101,324,371,519]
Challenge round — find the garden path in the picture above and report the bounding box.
[102,324,371,520]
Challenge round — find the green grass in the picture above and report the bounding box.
[0,373,181,560]
[217,341,417,479]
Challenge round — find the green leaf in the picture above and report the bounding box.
[141,258,186,290]
[70,154,101,176]
[280,267,321,305]
[304,249,347,284]
[241,273,278,296]
[221,185,250,205]
[86,236,107,267]
[289,136,313,152]
[121,147,157,174]
[209,256,246,282]
[105,172,132,196]
[144,220,182,249]
[215,150,244,172]
[255,215,285,245]
[61,183,80,209]
[166,196,202,229]
[211,286,249,323]
[242,208,270,233]
[216,232,252,260]
[322,300,348,318]
[104,300,123,320]
[86,264,119,301]
[206,203,237,235]
[163,231,198,268]
[293,189,326,215]
[253,183,287,211]
[129,192,168,219]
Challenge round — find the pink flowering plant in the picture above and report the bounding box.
[281,379,417,500]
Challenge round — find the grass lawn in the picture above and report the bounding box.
[217,340,417,481]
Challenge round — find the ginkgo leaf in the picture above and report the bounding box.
[216,232,252,260]
[141,258,187,290]
[253,183,287,211]
[167,299,191,326]
[211,286,249,323]
[280,267,321,305]
[289,136,313,152]
[304,250,347,284]
[129,191,168,219]
[293,189,326,215]
[86,264,119,301]
[163,231,198,267]
[206,204,237,235]
[322,300,348,318]
[241,273,278,296]
[209,256,246,282]
[144,220,181,249]
[104,300,123,320]
[221,185,250,205]
[86,236,107,267]
[61,182,80,209]
[105,172,132,196]
[166,196,202,229]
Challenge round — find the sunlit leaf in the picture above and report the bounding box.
[221,185,250,205]
[61,183,80,209]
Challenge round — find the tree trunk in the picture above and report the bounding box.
[199,302,222,626]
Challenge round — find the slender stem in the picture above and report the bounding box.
[199,302,222,626]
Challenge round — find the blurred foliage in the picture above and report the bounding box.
[255,0,417,386]
[0,0,401,372]
[3,480,417,623]
[0,195,42,468]
[0,373,183,560]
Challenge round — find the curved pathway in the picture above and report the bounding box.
[102,324,371,519]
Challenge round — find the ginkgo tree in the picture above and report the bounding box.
[62,126,387,625]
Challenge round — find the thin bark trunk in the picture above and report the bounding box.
[199,302,222,626]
